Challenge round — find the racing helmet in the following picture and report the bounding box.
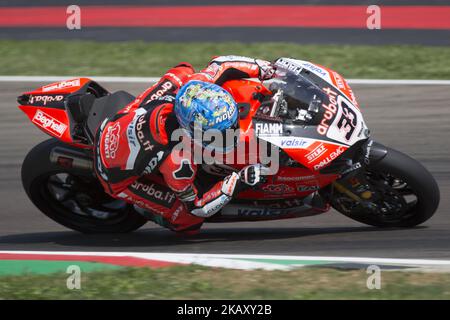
[174,80,239,153]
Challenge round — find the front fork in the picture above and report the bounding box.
[322,139,388,209]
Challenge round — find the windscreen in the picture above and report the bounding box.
[268,66,327,110]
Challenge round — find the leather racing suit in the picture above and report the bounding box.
[94,56,274,233]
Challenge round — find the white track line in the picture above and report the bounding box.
[2,251,450,268]
[1,75,450,85]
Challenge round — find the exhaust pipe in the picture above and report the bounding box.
[50,146,94,173]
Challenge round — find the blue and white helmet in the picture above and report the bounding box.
[174,80,239,152]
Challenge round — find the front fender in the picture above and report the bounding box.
[364,139,388,166]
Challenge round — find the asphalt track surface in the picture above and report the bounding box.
[3,28,450,46]
[0,81,449,259]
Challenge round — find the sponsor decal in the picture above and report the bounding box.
[275,58,302,75]
[166,72,183,87]
[130,181,177,209]
[171,205,184,222]
[297,184,320,192]
[255,122,283,136]
[336,100,358,141]
[143,150,164,174]
[317,87,338,136]
[158,95,176,103]
[214,103,236,124]
[341,162,362,175]
[95,119,110,181]
[276,175,316,182]
[118,193,156,212]
[332,71,358,107]
[364,139,374,164]
[197,194,230,217]
[332,71,346,90]
[279,137,308,148]
[243,199,305,210]
[135,115,153,151]
[332,71,359,107]
[104,123,120,159]
[125,109,147,170]
[144,80,174,104]
[32,109,67,138]
[302,62,327,77]
[313,146,346,170]
[29,94,64,106]
[255,136,312,150]
[306,143,327,163]
[127,117,138,148]
[42,79,80,92]
[261,184,294,194]
[237,207,290,216]
[194,187,222,207]
[221,172,239,196]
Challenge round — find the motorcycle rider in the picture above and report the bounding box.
[94,56,275,234]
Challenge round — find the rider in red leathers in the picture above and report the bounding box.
[94,56,275,234]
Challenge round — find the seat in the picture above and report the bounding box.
[66,93,96,123]
[86,90,135,137]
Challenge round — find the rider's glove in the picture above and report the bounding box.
[239,164,270,186]
[186,165,270,219]
[220,164,270,197]
[255,59,276,81]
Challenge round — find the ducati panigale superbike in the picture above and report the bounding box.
[17,58,440,233]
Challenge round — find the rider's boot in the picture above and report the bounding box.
[134,205,202,235]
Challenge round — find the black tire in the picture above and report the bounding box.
[21,138,147,233]
[333,147,440,227]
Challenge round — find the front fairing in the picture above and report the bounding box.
[254,58,370,170]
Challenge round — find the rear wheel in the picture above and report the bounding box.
[21,139,147,233]
[330,147,440,227]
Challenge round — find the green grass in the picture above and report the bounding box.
[0,260,121,276]
[1,40,450,79]
[1,265,449,299]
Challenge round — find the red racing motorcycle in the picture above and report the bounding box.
[17,58,440,233]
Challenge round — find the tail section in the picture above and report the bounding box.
[17,78,109,146]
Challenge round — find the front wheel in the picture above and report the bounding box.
[21,139,147,233]
[330,147,440,227]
